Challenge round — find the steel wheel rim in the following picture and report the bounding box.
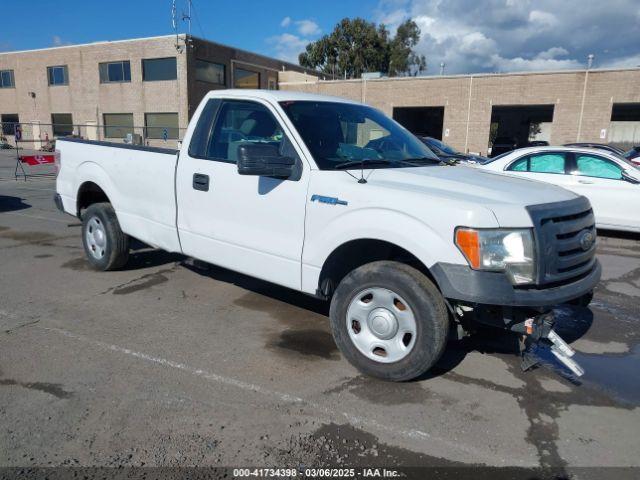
[346,287,417,363]
[85,216,107,260]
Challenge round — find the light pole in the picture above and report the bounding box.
[440,62,445,76]
[576,54,595,142]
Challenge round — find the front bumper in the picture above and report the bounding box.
[431,260,601,308]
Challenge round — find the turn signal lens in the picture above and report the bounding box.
[455,228,480,269]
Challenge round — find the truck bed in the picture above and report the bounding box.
[56,137,182,253]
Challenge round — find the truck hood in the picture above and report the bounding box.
[364,165,578,227]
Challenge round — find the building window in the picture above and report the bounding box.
[47,65,69,86]
[142,57,177,81]
[103,113,134,138]
[51,113,73,136]
[267,75,277,90]
[0,69,15,88]
[195,59,225,85]
[145,113,179,139]
[99,61,131,83]
[1,113,19,135]
[234,68,260,89]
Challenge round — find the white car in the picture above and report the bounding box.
[54,90,600,380]
[480,146,640,233]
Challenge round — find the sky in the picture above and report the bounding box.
[1,0,639,75]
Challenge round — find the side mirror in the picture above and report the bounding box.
[622,170,640,184]
[237,143,295,179]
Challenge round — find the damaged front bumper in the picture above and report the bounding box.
[431,260,601,308]
[457,306,586,377]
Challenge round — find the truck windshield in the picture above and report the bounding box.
[280,101,439,170]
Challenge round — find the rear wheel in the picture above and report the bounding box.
[81,202,129,271]
[329,261,449,382]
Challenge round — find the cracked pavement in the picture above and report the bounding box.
[1,155,639,476]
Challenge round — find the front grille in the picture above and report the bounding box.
[526,196,597,286]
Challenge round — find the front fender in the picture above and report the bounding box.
[301,207,470,294]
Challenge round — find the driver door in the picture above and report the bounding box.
[176,98,309,290]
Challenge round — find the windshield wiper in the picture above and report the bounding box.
[399,157,442,166]
[333,159,394,170]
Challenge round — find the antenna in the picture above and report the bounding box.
[172,0,182,51]
[182,0,192,36]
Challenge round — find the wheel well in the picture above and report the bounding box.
[76,182,110,217]
[317,239,436,299]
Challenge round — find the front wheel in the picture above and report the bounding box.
[329,261,449,382]
[81,202,130,271]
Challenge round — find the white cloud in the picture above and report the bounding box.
[268,33,309,63]
[268,18,322,64]
[536,47,569,60]
[528,10,558,28]
[376,0,640,75]
[601,53,640,69]
[295,19,321,36]
[52,35,72,47]
[377,8,409,29]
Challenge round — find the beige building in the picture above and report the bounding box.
[280,68,640,156]
[0,34,312,146]
[2,35,639,155]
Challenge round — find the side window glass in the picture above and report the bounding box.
[508,157,528,171]
[207,101,291,163]
[575,154,622,180]
[529,153,565,174]
[188,99,221,158]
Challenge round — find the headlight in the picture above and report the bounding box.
[455,228,536,285]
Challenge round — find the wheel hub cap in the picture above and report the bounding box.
[345,287,417,364]
[368,308,398,340]
[85,216,107,259]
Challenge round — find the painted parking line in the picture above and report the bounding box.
[40,324,526,466]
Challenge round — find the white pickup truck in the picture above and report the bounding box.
[55,90,600,381]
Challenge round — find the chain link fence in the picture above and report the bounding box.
[1,121,186,150]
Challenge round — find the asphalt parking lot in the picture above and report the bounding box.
[1,150,639,476]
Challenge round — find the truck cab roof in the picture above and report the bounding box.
[204,89,362,106]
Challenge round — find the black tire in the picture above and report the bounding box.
[81,202,130,271]
[329,261,449,382]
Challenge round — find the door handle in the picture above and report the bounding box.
[578,179,594,184]
[192,173,210,191]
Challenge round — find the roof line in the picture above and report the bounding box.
[0,33,318,76]
[187,35,311,74]
[279,66,640,85]
[0,34,184,55]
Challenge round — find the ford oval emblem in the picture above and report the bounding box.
[579,230,595,251]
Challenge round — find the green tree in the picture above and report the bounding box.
[389,20,426,76]
[299,18,426,79]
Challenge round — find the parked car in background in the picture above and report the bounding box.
[489,136,518,157]
[527,140,549,147]
[564,143,626,156]
[623,146,640,165]
[419,137,489,164]
[480,146,640,232]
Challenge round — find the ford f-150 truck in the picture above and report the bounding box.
[54,90,600,381]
